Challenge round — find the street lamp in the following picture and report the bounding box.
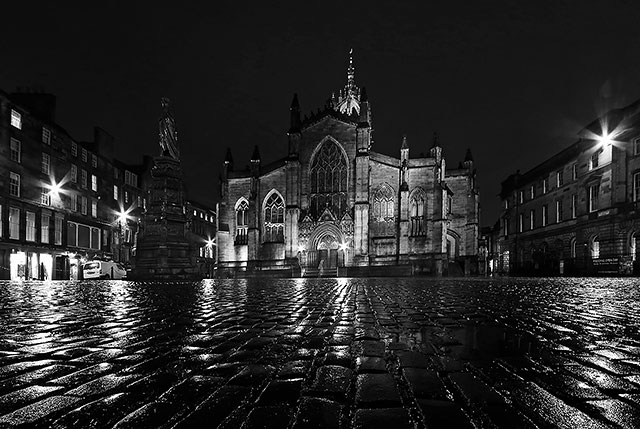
[115,207,132,263]
[596,133,614,147]
[47,180,62,199]
[338,241,349,276]
[204,237,216,278]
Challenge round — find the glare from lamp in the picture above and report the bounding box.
[339,242,349,251]
[46,179,63,198]
[597,133,613,147]
[117,207,131,224]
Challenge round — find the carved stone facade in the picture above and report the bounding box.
[216,56,479,276]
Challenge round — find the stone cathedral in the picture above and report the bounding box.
[216,54,479,276]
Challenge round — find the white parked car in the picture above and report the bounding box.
[83,260,127,280]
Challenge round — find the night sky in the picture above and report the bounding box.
[2,1,640,226]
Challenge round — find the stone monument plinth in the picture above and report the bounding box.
[130,156,200,280]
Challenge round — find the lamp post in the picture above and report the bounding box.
[339,241,349,277]
[205,237,216,278]
[116,208,131,263]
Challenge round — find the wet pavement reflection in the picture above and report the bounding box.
[0,277,638,427]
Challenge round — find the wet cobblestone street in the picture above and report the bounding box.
[0,277,639,428]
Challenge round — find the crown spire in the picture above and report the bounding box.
[335,49,361,115]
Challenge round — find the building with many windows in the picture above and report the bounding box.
[216,55,479,276]
[0,90,146,279]
[498,99,640,275]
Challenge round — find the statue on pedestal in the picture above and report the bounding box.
[130,96,199,280]
[159,97,180,159]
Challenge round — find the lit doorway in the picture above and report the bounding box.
[10,251,26,280]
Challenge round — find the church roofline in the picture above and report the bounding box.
[299,107,359,130]
[227,158,287,179]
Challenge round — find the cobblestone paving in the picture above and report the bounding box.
[0,277,639,428]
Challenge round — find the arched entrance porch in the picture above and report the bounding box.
[301,224,347,269]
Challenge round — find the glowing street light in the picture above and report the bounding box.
[339,241,349,252]
[596,132,614,147]
[206,237,216,248]
[117,207,131,224]
[43,176,67,201]
[48,180,62,198]
[297,245,305,253]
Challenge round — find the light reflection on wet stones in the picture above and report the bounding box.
[0,277,638,427]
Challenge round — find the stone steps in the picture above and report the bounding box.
[302,268,338,278]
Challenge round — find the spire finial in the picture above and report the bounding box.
[347,48,355,90]
[224,147,234,165]
[432,131,440,148]
[251,145,261,162]
[464,147,474,162]
[401,134,408,149]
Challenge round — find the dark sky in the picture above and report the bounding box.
[2,1,640,226]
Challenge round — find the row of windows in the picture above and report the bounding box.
[67,222,102,250]
[513,165,579,207]
[124,170,139,188]
[69,142,98,167]
[68,194,99,217]
[509,186,603,234]
[509,168,640,212]
[0,205,63,244]
[68,165,99,192]
[192,209,215,223]
[512,147,612,208]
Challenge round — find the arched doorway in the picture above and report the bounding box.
[304,224,346,269]
[316,233,340,269]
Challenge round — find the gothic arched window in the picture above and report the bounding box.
[235,198,249,245]
[264,192,284,242]
[371,183,395,236]
[410,187,426,236]
[310,140,348,218]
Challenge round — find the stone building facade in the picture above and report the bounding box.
[216,56,479,276]
[497,100,640,275]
